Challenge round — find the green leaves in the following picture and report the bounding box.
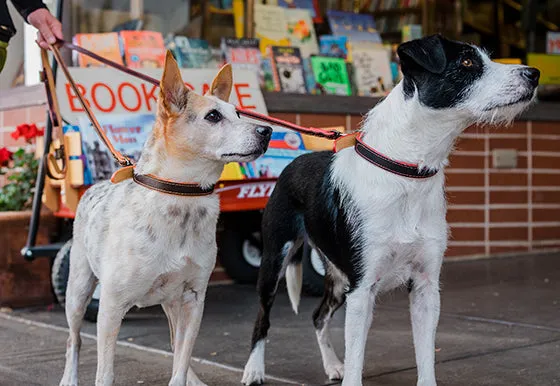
[0,149,39,212]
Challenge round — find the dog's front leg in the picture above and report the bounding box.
[168,290,206,386]
[409,262,442,386]
[341,284,377,386]
[95,292,127,386]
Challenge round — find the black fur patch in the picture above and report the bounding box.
[398,35,485,108]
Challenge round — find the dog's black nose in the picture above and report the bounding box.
[521,67,540,87]
[256,126,272,138]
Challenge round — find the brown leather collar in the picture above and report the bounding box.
[132,173,215,196]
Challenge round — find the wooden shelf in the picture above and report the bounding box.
[463,18,494,35]
[372,7,422,17]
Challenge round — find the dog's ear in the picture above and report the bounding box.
[397,35,447,75]
[160,50,189,111]
[206,63,233,102]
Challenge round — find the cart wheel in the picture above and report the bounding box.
[218,228,262,284]
[51,240,99,322]
[52,240,72,305]
[302,244,325,297]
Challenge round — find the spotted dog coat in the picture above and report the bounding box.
[242,35,540,386]
[58,52,271,386]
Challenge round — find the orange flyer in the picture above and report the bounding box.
[120,31,166,69]
[73,33,124,67]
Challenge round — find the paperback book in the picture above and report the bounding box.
[254,3,291,54]
[310,55,352,96]
[277,0,322,22]
[222,38,263,85]
[120,30,166,68]
[284,8,319,58]
[78,114,154,184]
[270,46,307,93]
[167,36,211,68]
[72,33,123,67]
[319,35,348,59]
[326,10,382,43]
[350,42,392,96]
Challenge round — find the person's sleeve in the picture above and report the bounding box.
[10,0,48,23]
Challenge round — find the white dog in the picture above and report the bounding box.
[58,52,271,386]
[242,35,539,386]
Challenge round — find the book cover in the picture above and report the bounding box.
[326,10,382,43]
[270,46,307,94]
[277,0,322,22]
[310,56,352,96]
[254,3,291,54]
[243,130,311,178]
[72,33,124,68]
[302,57,320,94]
[169,36,211,68]
[319,35,348,59]
[221,38,263,85]
[402,24,422,42]
[284,8,319,58]
[120,30,166,69]
[78,114,154,184]
[547,32,560,54]
[350,42,392,96]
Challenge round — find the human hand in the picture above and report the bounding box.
[27,8,63,49]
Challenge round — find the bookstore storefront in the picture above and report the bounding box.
[1,0,560,286]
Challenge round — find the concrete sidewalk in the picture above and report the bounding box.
[2,252,560,385]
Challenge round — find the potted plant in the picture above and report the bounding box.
[0,124,55,308]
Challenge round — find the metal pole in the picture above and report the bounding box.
[21,0,64,261]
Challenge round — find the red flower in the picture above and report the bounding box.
[11,124,45,143]
[0,147,13,166]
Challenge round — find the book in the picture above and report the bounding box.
[72,33,123,68]
[350,42,392,96]
[319,35,348,59]
[120,31,166,69]
[402,24,423,42]
[242,130,311,178]
[270,46,307,93]
[111,19,143,32]
[221,38,263,85]
[254,3,291,54]
[326,10,382,43]
[302,57,320,94]
[277,0,322,22]
[78,114,155,184]
[547,32,560,54]
[310,56,352,96]
[284,8,319,58]
[168,36,211,68]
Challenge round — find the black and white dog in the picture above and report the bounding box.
[242,35,539,386]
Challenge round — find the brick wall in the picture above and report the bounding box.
[2,105,560,259]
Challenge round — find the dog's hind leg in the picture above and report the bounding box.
[242,208,304,385]
[60,242,97,386]
[313,263,347,381]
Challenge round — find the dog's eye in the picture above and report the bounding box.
[461,58,473,67]
[205,110,223,123]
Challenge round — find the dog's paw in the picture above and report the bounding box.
[324,360,344,381]
[241,365,265,385]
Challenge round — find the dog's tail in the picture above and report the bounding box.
[286,262,303,315]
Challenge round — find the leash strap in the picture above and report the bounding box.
[47,42,133,167]
[133,173,215,196]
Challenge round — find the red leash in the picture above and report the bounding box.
[53,40,343,140]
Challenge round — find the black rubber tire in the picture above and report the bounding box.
[218,228,262,284]
[51,239,99,322]
[301,243,325,297]
[51,240,72,306]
